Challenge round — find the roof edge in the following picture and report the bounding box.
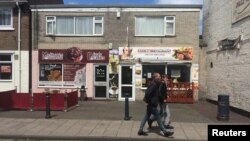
[30,4,202,9]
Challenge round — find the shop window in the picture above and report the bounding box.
[167,65,190,82]
[0,54,12,80]
[0,8,13,30]
[46,16,103,36]
[38,64,86,87]
[142,65,165,87]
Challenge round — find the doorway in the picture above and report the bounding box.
[93,64,108,99]
[119,65,135,101]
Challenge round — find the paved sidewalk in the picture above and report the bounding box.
[0,100,249,140]
[0,118,208,140]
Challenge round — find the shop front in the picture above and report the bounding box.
[32,48,109,99]
[118,47,198,102]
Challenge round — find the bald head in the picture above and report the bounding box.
[153,72,161,83]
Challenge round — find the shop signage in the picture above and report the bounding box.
[119,47,193,61]
[233,0,250,23]
[39,48,109,63]
[0,65,11,73]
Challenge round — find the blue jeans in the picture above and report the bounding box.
[139,105,167,133]
[150,103,171,126]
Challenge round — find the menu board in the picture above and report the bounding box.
[95,65,107,82]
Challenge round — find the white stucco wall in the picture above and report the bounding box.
[0,50,29,93]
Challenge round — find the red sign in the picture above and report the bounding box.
[39,48,109,63]
[0,65,11,73]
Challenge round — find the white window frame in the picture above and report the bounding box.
[165,16,175,36]
[93,16,104,35]
[46,16,56,35]
[46,16,104,36]
[0,7,14,30]
[135,16,175,37]
[0,53,13,81]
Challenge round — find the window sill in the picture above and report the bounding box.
[0,27,15,31]
[135,35,176,37]
[46,34,104,37]
[0,80,13,82]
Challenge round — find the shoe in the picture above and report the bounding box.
[147,119,153,128]
[164,131,174,137]
[138,130,148,136]
[164,125,174,129]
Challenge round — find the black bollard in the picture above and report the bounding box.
[80,85,86,102]
[45,92,51,119]
[124,93,130,120]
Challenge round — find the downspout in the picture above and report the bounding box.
[16,2,21,92]
[29,4,32,94]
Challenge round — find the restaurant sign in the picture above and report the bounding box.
[39,47,109,63]
[233,0,250,23]
[119,47,193,61]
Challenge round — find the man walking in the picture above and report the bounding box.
[148,75,174,129]
[138,72,174,137]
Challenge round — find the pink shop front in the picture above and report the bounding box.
[32,48,109,99]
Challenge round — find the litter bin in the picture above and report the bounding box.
[217,94,229,121]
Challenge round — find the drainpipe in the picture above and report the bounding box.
[16,1,21,92]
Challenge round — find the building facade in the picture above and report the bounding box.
[31,5,201,101]
[0,0,29,92]
[202,0,250,112]
[0,0,63,93]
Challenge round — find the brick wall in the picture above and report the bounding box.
[32,10,200,62]
[0,6,29,51]
[203,0,250,112]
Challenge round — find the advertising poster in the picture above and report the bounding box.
[109,49,119,73]
[63,64,86,87]
[39,64,86,87]
[135,64,142,88]
[39,64,63,86]
[191,64,199,88]
[0,65,11,73]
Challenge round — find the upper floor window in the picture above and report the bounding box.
[0,8,13,30]
[0,54,13,80]
[135,16,175,36]
[46,16,104,36]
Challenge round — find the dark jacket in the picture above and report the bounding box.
[146,80,161,107]
[159,82,167,103]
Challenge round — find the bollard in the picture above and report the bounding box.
[45,92,51,119]
[124,93,130,120]
[80,85,86,102]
